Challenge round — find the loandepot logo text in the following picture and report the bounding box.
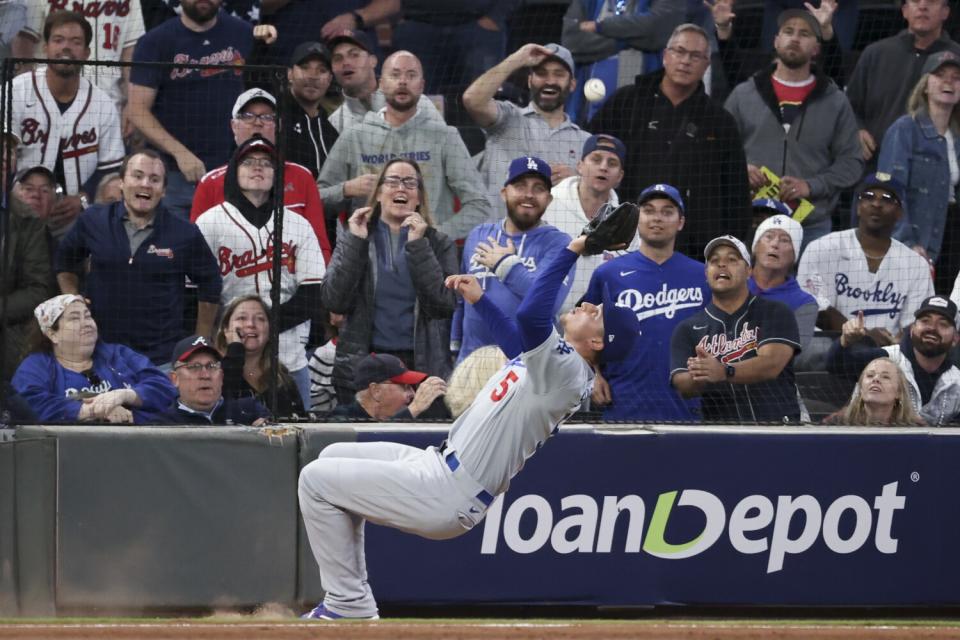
[479,482,905,573]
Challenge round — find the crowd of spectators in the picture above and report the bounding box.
[4,0,960,427]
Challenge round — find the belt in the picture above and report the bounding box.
[443,449,495,507]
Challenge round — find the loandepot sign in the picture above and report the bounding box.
[480,482,905,573]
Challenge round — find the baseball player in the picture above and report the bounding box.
[11,11,124,216]
[298,205,637,620]
[194,136,325,406]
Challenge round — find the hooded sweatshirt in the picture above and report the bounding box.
[318,107,492,241]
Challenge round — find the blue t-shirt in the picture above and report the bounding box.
[131,11,252,170]
[583,251,709,421]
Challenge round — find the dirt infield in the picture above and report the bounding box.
[4,621,960,640]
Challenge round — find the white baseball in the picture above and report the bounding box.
[584,78,606,103]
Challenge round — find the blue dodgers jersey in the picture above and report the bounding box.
[583,251,708,421]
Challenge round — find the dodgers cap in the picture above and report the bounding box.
[752,214,803,260]
[504,155,551,188]
[581,134,626,164]
[637,183,685,214]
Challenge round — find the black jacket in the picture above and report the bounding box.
[588,70,752,258]
[280,95,339,180]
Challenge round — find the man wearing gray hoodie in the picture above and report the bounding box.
[318,50,492,242]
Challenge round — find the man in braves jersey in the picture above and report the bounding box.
[582,184,708,420]
[10,11,124,229]
[13,0,145,109]
[189,87,332,263]
[798,172,934,343]
[195,136,325,409]
[298,230,632,620]
[671,235,802,423]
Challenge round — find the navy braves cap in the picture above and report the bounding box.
[752,198,792,217]
[326,29,374,54]
[704,235,752,266]
[637,183,685,214]
[581,134,626,164]
[915,295,958,326]
[290,41,330,67]
[354,353,428,389]
[171,335,221,366]
[858,172,906,206]
[922,50,960,77]
[504,155,551,188]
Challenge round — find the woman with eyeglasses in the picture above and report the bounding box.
[195,135,326,413]
[878,52,960,294]
[11,295,177,423]
[215,294,305,418]
[321,158,458,414]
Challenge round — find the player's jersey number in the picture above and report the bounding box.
[490,370,518,402]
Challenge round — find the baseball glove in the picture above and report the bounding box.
[580,202,639,256]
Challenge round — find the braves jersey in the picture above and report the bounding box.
[11,68,124,194]
[190,160,332,264]
[798,228,934,334]
[583,250,708,421]
[448,327,593,496]
[670,296,802,423]
[195,201,325,372]
[23,0,145,103]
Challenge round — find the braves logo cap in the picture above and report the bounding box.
[232,88,276,119]
[914,295,958,327]
[171,335,221,366]
[504,156,551,188]
[637,183,685,214]
[704,235,751,266]
[581,134,626,165]
[354,353,428,390]
[752,213,803,260]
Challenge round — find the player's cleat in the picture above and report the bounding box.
[301,602,380,620]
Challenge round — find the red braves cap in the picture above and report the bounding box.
[235,135,277,161]
[354,354,427,389]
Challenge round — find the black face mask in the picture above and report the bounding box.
[224,153,276,229]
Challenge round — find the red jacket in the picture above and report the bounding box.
[190,160,332,264]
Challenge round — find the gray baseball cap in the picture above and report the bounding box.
[704,235,751,266]
[541,43,575,76]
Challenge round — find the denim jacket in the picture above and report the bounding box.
[879,109,960,261]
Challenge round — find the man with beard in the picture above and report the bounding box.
[128,0,276,219]
[280,42,339,179]
[828,295,960,425]
[452,156,572,364]
[10,11,124,229]
[318,50,490,242]
[463,42,591,216]
[724,9,862,249]
[798,173,934,341]
[587,24,751,259]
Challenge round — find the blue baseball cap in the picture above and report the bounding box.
[858,172,906,206]
[504,156,551,188]
[581,134,626,165]
[752,198,792,217]
[637,183,685,214]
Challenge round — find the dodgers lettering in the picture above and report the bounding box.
[834,273,905,319]
[616,284,704,322]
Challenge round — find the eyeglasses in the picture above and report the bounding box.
[239,158,275,169]
[858,190,899,205]
[381,175,420,190]
[236,112,276,124]
[175,362,222,374]
[666,46,709,63]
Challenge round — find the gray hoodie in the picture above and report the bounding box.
[318,107,493,241]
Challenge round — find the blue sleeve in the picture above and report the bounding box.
[11,356,82,423]
[130,31,164,88]
[471,295,523,359]
[500,231,573,306]
[516,247,579,352]
[118,345,178,411]
[582,267,604,305]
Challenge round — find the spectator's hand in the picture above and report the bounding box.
[121,104,136,141]
[83,389,137,420]
[688,345,725,383]
[746,164,767,190]
[840,309,866,348]
[49,195,85,231]
[473,236,516,269]
[866,327,896,347]
[174,150,206,183]
[347,206,373,239]
[445,274,484,304]
[705,0,736,34]
[549,163,576,185]
[477,15,500,31]
[579,20,598,33]
[253,24,278,44]
[252,417,268,427]
[401,212,428,241]
[858,129,876,161]
[343,173,378,199]
[228,326,244,345]
[407,376,447,418]
[105,405,134,423]
[591,369,612,406]
[780,176,811,201]
[804,0,836,40]
[507,43,558,69]
[320,13,360,40]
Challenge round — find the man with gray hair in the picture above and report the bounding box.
[588,23,752,259]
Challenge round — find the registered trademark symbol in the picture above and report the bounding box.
[910,472,920,483]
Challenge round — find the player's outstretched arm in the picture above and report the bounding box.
[445,275,523,358]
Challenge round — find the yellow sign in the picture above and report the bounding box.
[754,166,815,223]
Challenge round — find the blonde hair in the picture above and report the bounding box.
[838,357,924,426]
[366,158,434,227]
[445,346,508,418]
[907,73,960,133]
